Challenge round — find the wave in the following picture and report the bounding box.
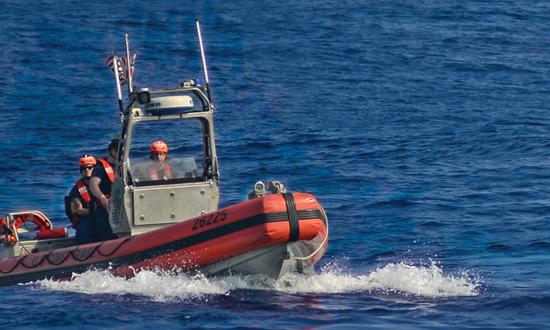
[33,262,480,301]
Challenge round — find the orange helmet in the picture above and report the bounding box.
[79,155,97,167]
[150,140,169,153]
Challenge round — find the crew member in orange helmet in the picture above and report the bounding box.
[65,155,98,244]
[148,140,173,180]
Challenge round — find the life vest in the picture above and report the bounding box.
[98,158,115,183]
[64,179,92,226]
[148,163,173,180]
[75,179,92,203]
[1,211,53,246]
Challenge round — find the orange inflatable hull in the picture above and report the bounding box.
[0,193,327,286]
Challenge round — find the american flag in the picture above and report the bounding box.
[105,54,126,84]
[105,52,136,85]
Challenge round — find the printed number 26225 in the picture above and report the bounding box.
[192,210,228,230]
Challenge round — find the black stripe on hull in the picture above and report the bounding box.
[283,193,300,242]
[0,209,326,286]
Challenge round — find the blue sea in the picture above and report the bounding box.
[1,0,550,328]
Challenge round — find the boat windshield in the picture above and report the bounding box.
[127,118,208,185]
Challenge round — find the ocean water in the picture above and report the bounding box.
[1,0,550,328]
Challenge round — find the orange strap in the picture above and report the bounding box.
[98,158,115,183]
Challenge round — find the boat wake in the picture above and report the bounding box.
[34,269,229,302]
[33,262,480,301]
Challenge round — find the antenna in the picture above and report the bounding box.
[195,20,214,104]
[112,54,124,114]
[125,33,134,94]
[196,20,210,85]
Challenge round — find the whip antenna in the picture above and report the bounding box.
[125,33,134,94]
[112,53,124,114]
[196,20,210,85]
[196,20,214,103]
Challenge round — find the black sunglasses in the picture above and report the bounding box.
[80,166,94,171]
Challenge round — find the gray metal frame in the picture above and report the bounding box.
[109,86,220,236]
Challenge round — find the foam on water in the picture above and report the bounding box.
[34,261,480,301]
[220,262,480,298]
[35,269,229,302]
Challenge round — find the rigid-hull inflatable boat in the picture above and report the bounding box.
[0,193,327,286]
[0,22,328,286]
